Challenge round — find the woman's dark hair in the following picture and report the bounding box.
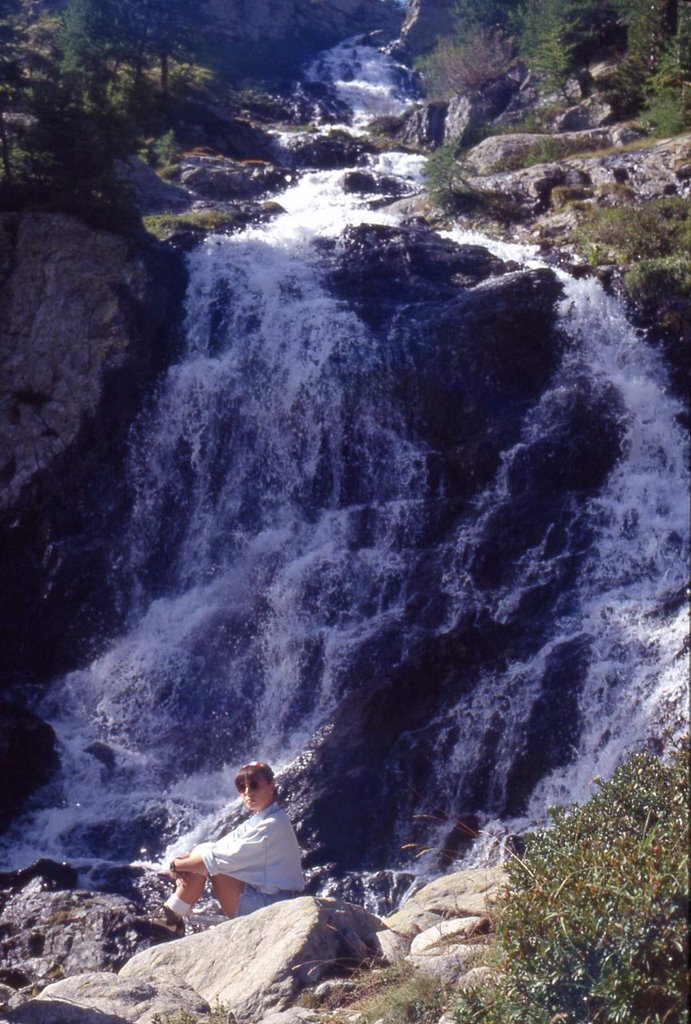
[235,761,275,793]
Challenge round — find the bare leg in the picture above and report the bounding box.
[163,848,209,919]
[174,872,207,909]
[211,874,244,918]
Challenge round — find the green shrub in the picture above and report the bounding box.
[624,254,691,305]
[423,144,469,210]
[417,29,514,100]
[573,196,691,265]
[454,739,689,1024]
[150,129,181,168]
[354,963,447,1024]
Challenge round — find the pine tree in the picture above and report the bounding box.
[452,0,523,42]
[519,0,582,92]
[114,0,207,96]
[645,0,691,131]
[58,0,118,108]
[0,0,21,181]
[612,0,678,71]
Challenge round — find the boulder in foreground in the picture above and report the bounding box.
[120,896,383,1021]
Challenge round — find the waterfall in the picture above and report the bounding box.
[1,38,687,888]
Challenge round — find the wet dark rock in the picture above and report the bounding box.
[174,155,293,201]
[325,224,566,544]
[341,170,409,197]
[0,888,148,992]
[503,635,593,810]
[328,223,516,313]
[60,806,173,864]
[290,81,356,125]
[0,706,57,830]
[84,741,117,773]
[281,131,377,170]
[317,869,417,915]
[176,112,277,162]
[284,615,517,872]
[469,378,624,590]
[0,860,77,895]
[276,231,624,861]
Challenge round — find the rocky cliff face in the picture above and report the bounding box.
[206,0,402,43]
[0,213,185,682]
[396,0,456,56]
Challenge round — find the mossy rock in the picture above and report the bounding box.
[143,211,247,242]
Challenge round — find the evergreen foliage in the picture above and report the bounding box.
[454,739,689,1024]
[518,0,615,91]
[0,0,22,181]
[422,0,686,117]
[451,0,522,43]
[0,0,210,215]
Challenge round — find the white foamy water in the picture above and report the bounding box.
[414,230,689,848]
[304,36,415,127]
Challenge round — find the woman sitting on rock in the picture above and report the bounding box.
[145,761,304,939]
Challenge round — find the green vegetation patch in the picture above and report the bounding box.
[324,962,448,1024]
[454,738,689,1024]
[143,210,246,241]
[574,195,691,264]
[423,145,523,224]
[574,195,691,321]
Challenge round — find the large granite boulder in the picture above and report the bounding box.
[384,866,505,936]
[467,132,691,213]
[119,897,383,1020]
[280,130,378,170]
[5,973,209,1024]
[1,868,503,1021]
[553,95,617,131]
[0,214,169,512]
[393,76,520,150]
[394,101,447,148]
[463,126,640,176]
[443,79,519,146]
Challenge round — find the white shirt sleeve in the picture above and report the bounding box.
[195,804,305,893]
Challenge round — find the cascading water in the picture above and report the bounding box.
[2,39,687,898]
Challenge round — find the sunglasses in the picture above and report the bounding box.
[235,776,262,793]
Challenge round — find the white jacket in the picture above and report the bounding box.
[196,802,305,894]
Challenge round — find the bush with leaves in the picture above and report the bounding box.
[454,739,689,1024]
[574,195,690,266]
[418,28,514,98]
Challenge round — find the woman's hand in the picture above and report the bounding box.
[168,849,208,880]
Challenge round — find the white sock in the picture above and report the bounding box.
[164,893,192,919]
